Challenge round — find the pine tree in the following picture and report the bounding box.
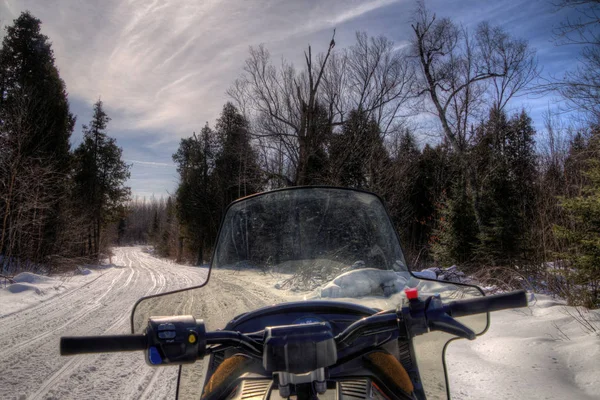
[329,109,390,191]
[0,11,75,264]
[73,100,131,258]
[431,171,479,266]
[0,11,74,165]
[473,108,537,266]
[174,124,219,265]
[554,126,600,308]
[157,197,176,257]
[302,102,331,185]
[387,130,422,257]
[214,102,262,208]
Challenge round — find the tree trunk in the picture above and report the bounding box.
[177,235,183,263]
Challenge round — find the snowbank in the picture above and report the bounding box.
[13,271,52,284]
[0,269,100,317]
[5,283,43,295]
[447,294,600,399]
[318,268,408,298]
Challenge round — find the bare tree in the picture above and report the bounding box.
[228,32,337,185]
[552,0,600,121]
[229,30,416,185]
[322,32,416,136]
[410,4,538,152]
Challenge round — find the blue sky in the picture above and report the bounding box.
[0,0,582,198]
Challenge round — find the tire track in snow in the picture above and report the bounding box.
[29,248,189,400]
[0,268,127,360]
[1,246,210,400]
[0,267,111,326]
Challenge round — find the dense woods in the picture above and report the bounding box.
[1,1,599,308]
[0,12,130,272]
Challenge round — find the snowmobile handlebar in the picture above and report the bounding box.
[444,290,528,318]
[61,334,147,356]
[60,290,528,363]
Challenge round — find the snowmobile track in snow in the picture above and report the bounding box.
[0,247,208,400]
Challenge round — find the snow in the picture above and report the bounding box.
[0,248,598,399]
[5,282,44,295]
[0,271,98,317]
[0,247,208,399]
[447,294,600,399]
[12,272,52,284]
[413,269,437,280]
[319,268,409,298]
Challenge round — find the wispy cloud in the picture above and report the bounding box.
[1,0,400,139]
[328,0,399,26]
[0,0,577,196]
[126,160,175,168]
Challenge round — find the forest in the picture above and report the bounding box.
[0,13,130,272]
[1,1,599,308]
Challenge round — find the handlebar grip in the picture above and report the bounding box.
[446,290,528,318]
[60,334,147,356]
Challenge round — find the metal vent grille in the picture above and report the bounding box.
[398,340,413,370]
[339,379,369,399]
[240,380,272,400]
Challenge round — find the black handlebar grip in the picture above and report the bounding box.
[61,334,147,356]
[446,290,528,318]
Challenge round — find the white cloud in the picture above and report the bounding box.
[0,0,399,140]
[0,0,574,197]
[126,160,174,168]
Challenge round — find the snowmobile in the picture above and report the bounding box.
[61,187,528,399]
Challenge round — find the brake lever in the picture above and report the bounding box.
[426,295,475,340]
[401,290,476,340]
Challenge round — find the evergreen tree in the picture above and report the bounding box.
[0,11,75,263]
[174,124,219,265]
[302,102,331,185]
[73,100,131,258]
[387,130,422,257]
[329,109,390,191]
[554,129,600,307]
[432,171,480,266]
[157,196,176,257]
[0,11,74,165]
[214,102,262,207]
[473,108,537,266]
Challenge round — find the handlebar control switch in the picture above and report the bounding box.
[145,316,206,366]
[400,289,429,338]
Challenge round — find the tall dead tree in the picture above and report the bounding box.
[229,30,416,186]
[411,4,538,152]
[229,31,337,185]
[552,0,600,122]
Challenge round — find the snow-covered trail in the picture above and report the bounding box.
[2,247,599,400]
[0,247,208,400]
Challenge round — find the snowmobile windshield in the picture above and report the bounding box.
[213,187,408,296]
[131,187,488,399]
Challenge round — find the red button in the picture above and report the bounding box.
[405,288,418,300]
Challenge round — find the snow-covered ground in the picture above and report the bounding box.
[0,247,598,399]
[447,295,600,400]
[0,247,208,400]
